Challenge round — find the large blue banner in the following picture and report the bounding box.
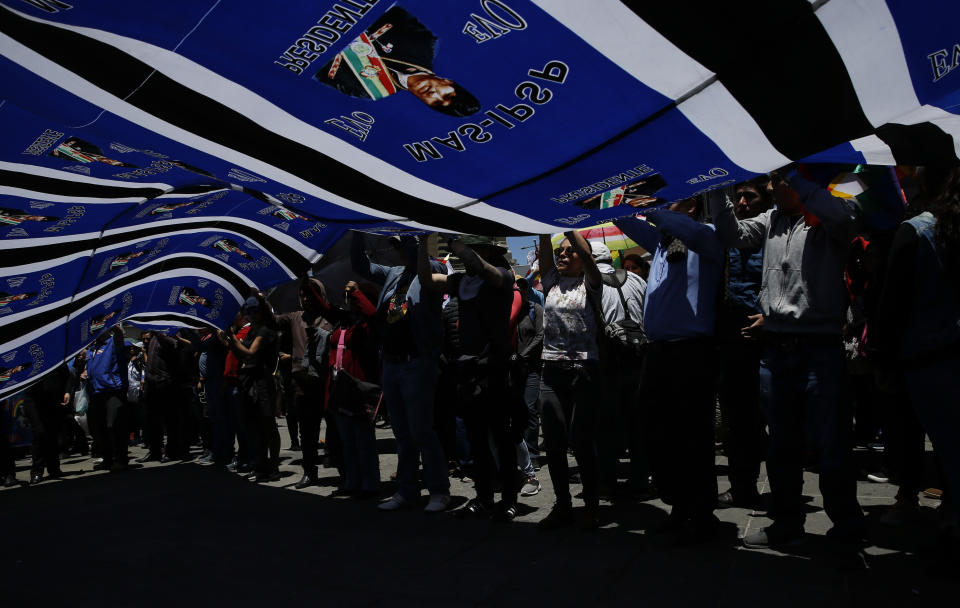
[2,0,959,395]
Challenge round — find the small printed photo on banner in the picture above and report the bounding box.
[0,207,58,225]
[49,137,137,168]
[315,5,480,117]
[89,310,120,334]
[0,362,32,385]
[574,174,668,210]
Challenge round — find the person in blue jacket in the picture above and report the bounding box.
[613,196,725,545]
[85,324,128,471]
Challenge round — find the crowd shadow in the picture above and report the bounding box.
[1,458,955,607]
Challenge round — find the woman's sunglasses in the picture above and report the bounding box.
[553,246,577,257]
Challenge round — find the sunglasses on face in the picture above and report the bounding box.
[554,246,577,257]
[735,190,760,202]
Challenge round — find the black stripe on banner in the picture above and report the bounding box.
[0,255,248,345]
[875,122,960,165]
[125,313,218,329]
[622,1,876,161]
[0,7,521,236]
[0,168,165,199]
[9,218,310,272]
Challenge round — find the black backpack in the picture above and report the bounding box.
[600,269,646,357]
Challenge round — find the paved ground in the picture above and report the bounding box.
[1,422,955,606]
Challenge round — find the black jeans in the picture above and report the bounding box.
[461,358,518,505]
[294,374,325,473]
[597,353,647,492]
[241,375,280,474]
[540,361,600,509]
[143,383,174,459]
[87,390,127,467]
[717,338,766,497]
[641,339,718,521]
[24,398,63,475]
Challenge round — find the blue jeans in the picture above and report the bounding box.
[337,413,380,493]
[382,353,449,500]
[760,339,863,530]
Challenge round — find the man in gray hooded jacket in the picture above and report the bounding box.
[709,166,865,549]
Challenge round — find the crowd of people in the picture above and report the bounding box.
[2,163,959,564]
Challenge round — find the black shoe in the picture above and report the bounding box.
[136,454,159,464]
[289,442,301,452]
[717,489,763,510]
[456,498,494,519]
[491,502,518,523]
[538,504,575,530]
[110,462,129,473]
[742,524,805,549]
[251,471,281,483]
[92,461,112,471]
[294,474,317,489]
[46,469,63,479]
[2,473,16,487]
[826,521,866,547]
[30,472,42,485]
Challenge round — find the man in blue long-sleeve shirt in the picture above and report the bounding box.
[614,197,724,544]
[708,167,865,549]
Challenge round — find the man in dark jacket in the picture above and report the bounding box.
[23,364,72,483]
[138,330,180,463]
[715,178,772,509]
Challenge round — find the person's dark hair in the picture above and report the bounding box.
[623,253,649,273]
[930,165,960,283]
[432,82,480,117]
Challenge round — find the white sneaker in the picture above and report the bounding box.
[424,494,451,513]
[378,493,411,511]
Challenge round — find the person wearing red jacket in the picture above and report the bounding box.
[309,280,381,497]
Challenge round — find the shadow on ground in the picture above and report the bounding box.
[1,460,956,607]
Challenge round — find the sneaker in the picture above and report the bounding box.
[424,494,451,513]
[225,459,239,472]
[520,475,541,497]
[538,504,575,530]
[251,470,281,483]
[3,473,16,487]
[378,493,412,511]
[491,502,518,523]
[742,525,805,549]
[866,471,890,483]
[197,454,215,465]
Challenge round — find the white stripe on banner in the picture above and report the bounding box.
[0,29,405,222]
[2,7,552,230]
[848,135,898,165]
[0,252,251,327]
[0,160,172,190]
[678,81,792,172]
[530,0,714,101]
[0,185,145,204]
[102,216,314,271]
[813,0,920,127]
[2,266,246,355]
[534,0,790,173]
